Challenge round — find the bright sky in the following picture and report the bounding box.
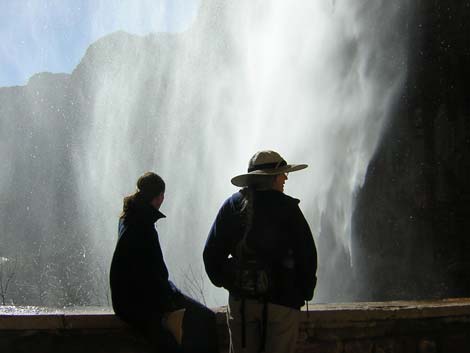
[0,0,199,87]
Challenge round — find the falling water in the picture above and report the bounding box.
[74,0,409,306]
[0,0,409,306]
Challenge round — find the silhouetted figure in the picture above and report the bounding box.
[204,151,317,353]
[110,172,219,353]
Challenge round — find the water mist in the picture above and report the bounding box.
[0,0,409,307]
[73,0,409,306]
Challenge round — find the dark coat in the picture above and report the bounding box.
[203,189,317,309]
[110,197,178,323]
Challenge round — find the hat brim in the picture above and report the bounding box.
[231,164,308,187]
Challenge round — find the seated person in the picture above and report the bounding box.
[110,172,219,353]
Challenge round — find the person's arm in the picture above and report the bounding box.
[291,202,317,301]
[128,225,177,307]
[203,198,237,290]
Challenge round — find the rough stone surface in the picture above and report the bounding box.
[2,299,470,352]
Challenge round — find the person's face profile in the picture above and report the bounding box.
[151,192,165,210]
[273,173,288,193]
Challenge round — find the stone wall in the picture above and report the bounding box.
[2,299,470,353]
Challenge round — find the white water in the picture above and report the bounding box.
[75,0,408,306]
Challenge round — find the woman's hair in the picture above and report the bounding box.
[239,174,278,240]
[121,172,165,218]
[136,172,165,200]
[240,175,278,210]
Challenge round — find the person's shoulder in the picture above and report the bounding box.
[216,191,243,212]
[282,193,300,202]
[225,191,244,209]
[220,190,242,204]
[277,192,300,206]
[230,190,244,201]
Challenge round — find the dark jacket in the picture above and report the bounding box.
[203,190,317,309]
[110,197,178,323]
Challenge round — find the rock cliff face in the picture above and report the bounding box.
[353,1,470,300]
[0,32,181,306]
[0,26,236,306]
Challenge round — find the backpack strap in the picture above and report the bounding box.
[240,298,246,348]
[236,189,268,352]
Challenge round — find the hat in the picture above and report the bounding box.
[231,150,307,187]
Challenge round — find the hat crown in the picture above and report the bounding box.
[231,149,307,187]
[248,150,286,172]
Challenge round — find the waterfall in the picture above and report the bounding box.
[0,0,409,306]
[76,0,408,305]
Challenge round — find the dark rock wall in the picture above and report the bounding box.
[353,1,470,300]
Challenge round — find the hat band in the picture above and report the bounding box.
[248,160,287,173]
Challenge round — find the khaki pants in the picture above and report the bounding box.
[227,295,300,353]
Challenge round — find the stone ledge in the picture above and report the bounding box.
[2,299,470,353]
[2,298,470,330]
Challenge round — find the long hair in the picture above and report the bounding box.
[120,192,140,219]
[239,175,277,243]
[240,175,277,210]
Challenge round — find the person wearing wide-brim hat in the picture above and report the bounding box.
[204,150,318,353]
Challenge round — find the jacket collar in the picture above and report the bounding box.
[126,197,166,224]
[154,209,166,222]
[141,204,166,224]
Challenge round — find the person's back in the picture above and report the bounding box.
[204,150,317,353]
[110,172,219,353]
[110,192,174,323]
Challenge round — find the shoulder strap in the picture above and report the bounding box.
[236,189,255,259]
